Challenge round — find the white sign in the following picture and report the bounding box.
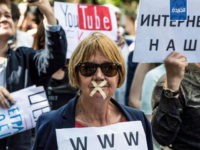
[54,2,118,58]
[0,86,50,139]
[134,0,200,62]
[56,121,148,150]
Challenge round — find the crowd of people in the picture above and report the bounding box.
[0,0,199,150]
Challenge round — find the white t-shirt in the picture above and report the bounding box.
[16,30,33,48]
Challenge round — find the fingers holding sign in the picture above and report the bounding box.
[164,51,188,91]
[0,86,15,108]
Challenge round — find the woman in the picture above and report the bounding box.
[0,0,66,149]
[33,32,153,150]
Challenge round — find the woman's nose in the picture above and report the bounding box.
[94,67,104,78]
[0,15,8,22]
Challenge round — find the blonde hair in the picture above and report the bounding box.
[68,32,126,89]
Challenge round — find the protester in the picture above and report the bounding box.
[103,3,124,35]
[140,64,165,121]
[47,61,77,110]
[33,32,153,150]
[152,51,200,149]
[124,51,138,106]
[32,21,44,50]
[128,63,157,108]
[9,2,33,48]
[114,31,129,105]
[18,4,40,36]
[123,9,138,106]
[139,64,165,150]
[32,17,77,110]
[0,0,67,149]
[104,4,130,105]
[123,9,137,51]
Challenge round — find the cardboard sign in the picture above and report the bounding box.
[133,0,200,62]
[0,86,50,139]
[54,2,118,58]
[56,121,148,150]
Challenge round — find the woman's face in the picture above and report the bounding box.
[78,52,119,100]
[0,4,14,40]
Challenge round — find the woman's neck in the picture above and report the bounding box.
[0,40,8,57]
[75,97,125,126]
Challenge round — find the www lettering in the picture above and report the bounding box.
[68,131,139,150]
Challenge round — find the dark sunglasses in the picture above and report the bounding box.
[76,62,121,77]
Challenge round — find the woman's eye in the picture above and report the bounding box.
[5,14,11,18]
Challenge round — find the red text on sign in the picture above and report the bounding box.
[78,5,112,30]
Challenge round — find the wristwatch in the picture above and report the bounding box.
[163,88,179,98]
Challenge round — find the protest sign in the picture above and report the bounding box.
[56,121,148,150]
[0,86,50,139]
[133,0,200,62]
[54,2,118,58]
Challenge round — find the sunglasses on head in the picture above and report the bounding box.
[76,62,121,77]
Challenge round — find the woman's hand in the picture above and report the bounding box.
[164,51,188,91]
[24,0,57,25]
[0,86,15,108]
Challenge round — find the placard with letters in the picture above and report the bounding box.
[133,0,200,62]
[0,86,50,139]
[56,121,148,150]
[54,2,118,59]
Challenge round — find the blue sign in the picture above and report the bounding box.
[170,0,187,20]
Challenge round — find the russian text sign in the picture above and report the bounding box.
[56,121,148,150]
[133,0,200,62]
[0,86,50,139]
[54,2,118,58]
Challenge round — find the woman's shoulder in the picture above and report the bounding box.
[113,99,146,121]
[122,105,145,118]
[37,97,77,126]
[37,107,64,126]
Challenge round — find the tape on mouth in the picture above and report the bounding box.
[89,80,107,99]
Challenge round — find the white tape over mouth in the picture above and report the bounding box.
[89,80,107,99]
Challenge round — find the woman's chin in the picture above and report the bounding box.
[91,92,107,100]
